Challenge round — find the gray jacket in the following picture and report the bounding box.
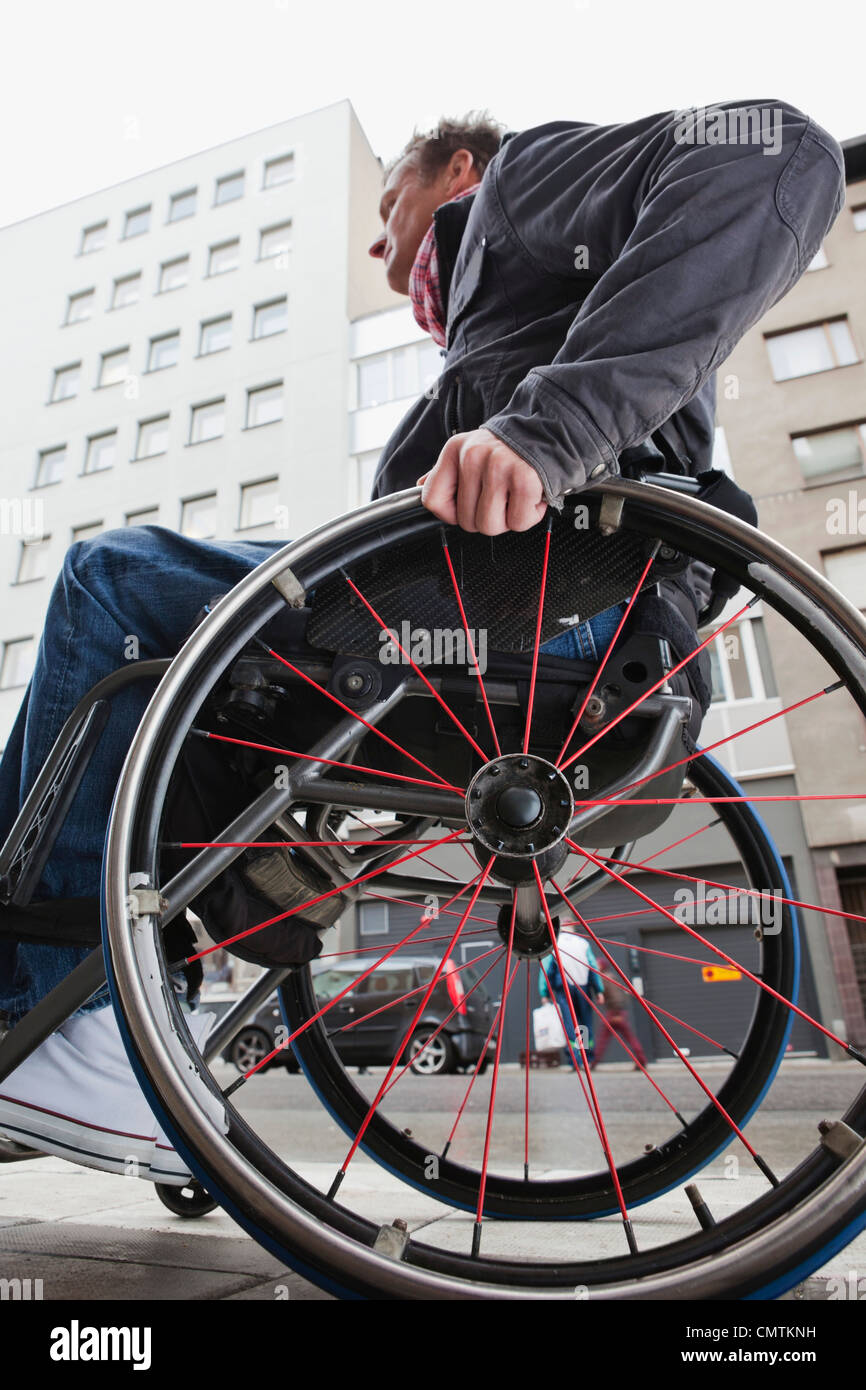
[372,98,845,505]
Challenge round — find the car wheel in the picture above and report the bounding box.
[408,1029,455,1076]
[229,1027,272,1074]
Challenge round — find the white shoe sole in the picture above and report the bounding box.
[0,1004,215,1186]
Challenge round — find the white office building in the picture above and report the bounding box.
[0,98,403,746]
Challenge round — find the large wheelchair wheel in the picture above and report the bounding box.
[102,479,866,1299]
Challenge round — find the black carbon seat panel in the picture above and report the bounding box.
[307,515,657,656]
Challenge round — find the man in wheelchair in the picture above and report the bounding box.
[0,102,844,1182]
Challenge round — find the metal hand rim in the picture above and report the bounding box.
[103,481,866,1299]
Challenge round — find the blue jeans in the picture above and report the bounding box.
[552,982,596,1067]
[0,524,624,1023]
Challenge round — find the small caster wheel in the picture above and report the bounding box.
[154,1179,218,1218]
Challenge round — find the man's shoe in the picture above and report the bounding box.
[0,1003,214,1185]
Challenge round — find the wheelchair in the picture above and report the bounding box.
[2,469,866,1299]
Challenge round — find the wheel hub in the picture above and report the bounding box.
[465,754,574,864]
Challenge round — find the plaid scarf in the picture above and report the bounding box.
[408,183,481,346]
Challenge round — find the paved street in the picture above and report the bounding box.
[0,1057,864,1300]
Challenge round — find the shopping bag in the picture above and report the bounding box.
[533,1002,566,1051]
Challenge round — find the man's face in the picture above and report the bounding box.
[369,154,453,295]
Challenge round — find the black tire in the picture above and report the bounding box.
[408,1029,456,1076]
[229,1026,273,1074]
[154,1179,218,1218]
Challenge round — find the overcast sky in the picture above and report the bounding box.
[2,0,864,228]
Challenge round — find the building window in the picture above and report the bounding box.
[207,239,240,276]
[823,546,866,610]
[215,171,244,205]
[84,431,117,474]
[253,298,288,340]
[239,478,280,529]
[851,204,866,233]
[147,331,180,372]
[199,315,232,355]
[35,445,66,487]
[0,638,36,691]
[65,289,95,324]
[355,340,442,408]
[246,383,283,428]
[158,256,189,293]
[181,494,218,539]
[359,902,388,937]
[111,272,141,309]
[126,506,160,527]
[71,521,103,543]
[263,153,294,188]
[80,222,108,254]
[792,422,866,484]
[706,616,777,704]
[259,221,292,260]
[50,363,81,402]
[136,416,170,460]
[123,206,151,238]
[98,347,130,388]
[190,399,226,445]
[357,354,389,408]
[15,538,51,584]
[805,246,829,271]
[765,319,860,381]
[169,188,197,222]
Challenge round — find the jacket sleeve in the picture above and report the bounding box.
[482,101,846,505]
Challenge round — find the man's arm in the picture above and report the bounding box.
[421,101,845,531]
[482,100,845,504]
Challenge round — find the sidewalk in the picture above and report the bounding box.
[1,1147,863,1300]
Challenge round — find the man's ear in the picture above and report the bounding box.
[449,148,477,189]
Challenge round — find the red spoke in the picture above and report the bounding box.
[234,869,487,1077]
[346,809,461,880]
[533,861,637,1250]
[195,728,463,796]
[555,961,688,1121]
[381,950,506,1094]
[441,959,522,1158]
[522,518,553,755]
[562,950,734,1057]
[363,890,498,931]
[614,680,843,800]
[560,595,757,772]
[598,850,866,931]
[318,924,502,960]
[328,860,496,1197]
[555,546,659,766]
[538,959,604,1143]
[442,534,501,758]
[626,818,720,868]
[523,959,531,1180]
[174,839,460,849]
[188,828,466,962]
[336,945,503,1038]
[549,873,775,1181]
[564,838,856,1055]
[568,791,866,809]
[459,839,484,872]
[259,641,459,787]
[473,894,518,1246]
[342,572,490,763]
[554,924,734,973]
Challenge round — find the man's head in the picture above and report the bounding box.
[370,112,504,294]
